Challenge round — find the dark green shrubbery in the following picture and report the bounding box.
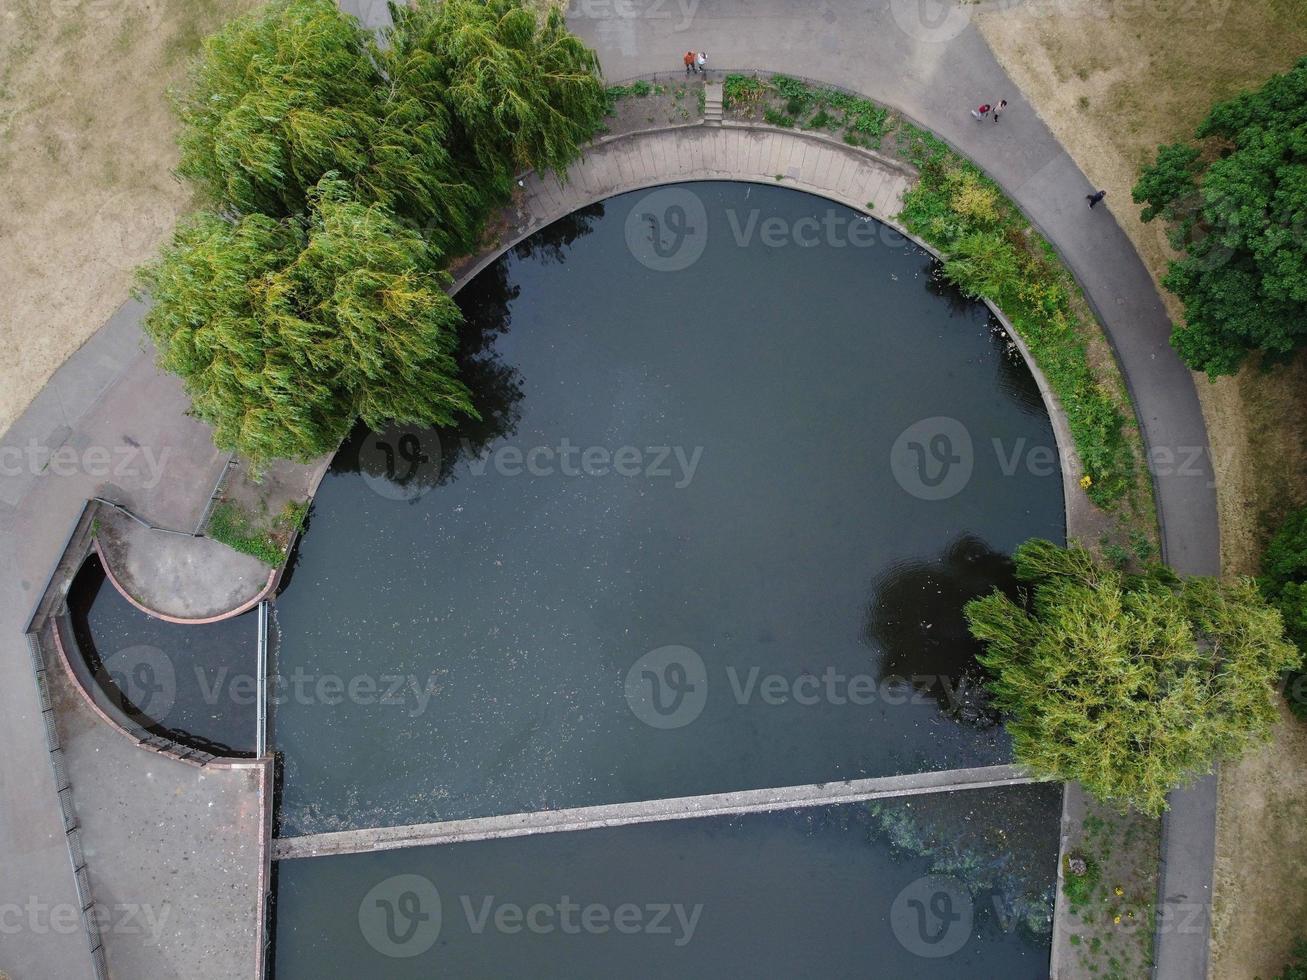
[1259,507,1307,720]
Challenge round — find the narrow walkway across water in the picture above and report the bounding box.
[274,764,1038,859]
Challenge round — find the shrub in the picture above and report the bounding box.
[1061,853,1100,907]
[723,73,767,111]
[1259,506,1307,719]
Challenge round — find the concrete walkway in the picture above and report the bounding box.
[276,764,1038,859]
[0,301,272,978]
[0,4,1220,978]
[567,12,1221,979]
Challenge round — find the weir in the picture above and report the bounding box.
[274,764,1041,860]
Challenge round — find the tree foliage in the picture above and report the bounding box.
[153,0,606,464]
[387,0,607,182]
[1133,57,1307,376]
[1259,506,1307,720]
[965,539,1299,815]
[138,179,473,464]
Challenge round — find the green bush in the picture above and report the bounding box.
[1273,939,1307,980]
[723,73,767,111]
[1259,507,1307,720]
[1061,853,1100,908]
[763,107,795,128]
[206,501,287,566]
[899,147,1136,506]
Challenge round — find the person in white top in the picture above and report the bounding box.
[696,52,707,73]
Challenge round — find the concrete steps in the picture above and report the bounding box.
[703,81,723,125]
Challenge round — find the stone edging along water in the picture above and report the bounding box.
[453,122,1091,539]
[23,498,274,980]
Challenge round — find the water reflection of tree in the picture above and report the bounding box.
[334,204,605,487]
[862,535,1021,729]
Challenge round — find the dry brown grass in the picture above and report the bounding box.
[0,0,258,437]
[976,3,1307,974]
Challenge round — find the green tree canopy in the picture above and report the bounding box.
[1133,57,1307,376]
[137,179,473,465]
[174,0,605,259]
[174,0,488,256]
[966,539,1300,815]
[154,0,607,464]
[1259,506,1307,720]
[386,0,607,184]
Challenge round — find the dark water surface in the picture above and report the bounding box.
[271,182,1064,834]
[272,785,1063,978]
[66,554,258,755]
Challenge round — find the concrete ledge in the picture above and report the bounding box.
[275,764,1040,859]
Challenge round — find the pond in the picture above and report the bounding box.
[270,181,1065,836]
[66,553,259,756]
[272,784,1064,977]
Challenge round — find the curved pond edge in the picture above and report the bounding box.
[452,123,1087,540]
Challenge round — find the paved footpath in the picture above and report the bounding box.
[0,3,1220,978]
[567,4,1220,978]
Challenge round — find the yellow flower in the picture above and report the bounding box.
[1114,886,1124,897]
[1113,915,1122,924]
[1079,474,1093,489]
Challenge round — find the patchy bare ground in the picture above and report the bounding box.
[1211,703,1307,979]
[0,0,257,438]
[976,2,1307,974]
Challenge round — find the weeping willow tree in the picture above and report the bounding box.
[966,539,1300,816]
[386,0,608,184]
[175,0,605,256]
[174,0,491,256]
[137,179,473,465]
[155,0,606,463]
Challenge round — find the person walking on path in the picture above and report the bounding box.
[992,99,1008,122]
[1087,189,1107,208]
[683,50,696,75]
[696,51,707,74]
[971,103,992,121]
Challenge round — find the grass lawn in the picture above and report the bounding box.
[976,3,1307,975]
[0,0,258,437]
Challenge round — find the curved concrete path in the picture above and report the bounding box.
[570,7,1220,980]
[0,3,1220,978]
